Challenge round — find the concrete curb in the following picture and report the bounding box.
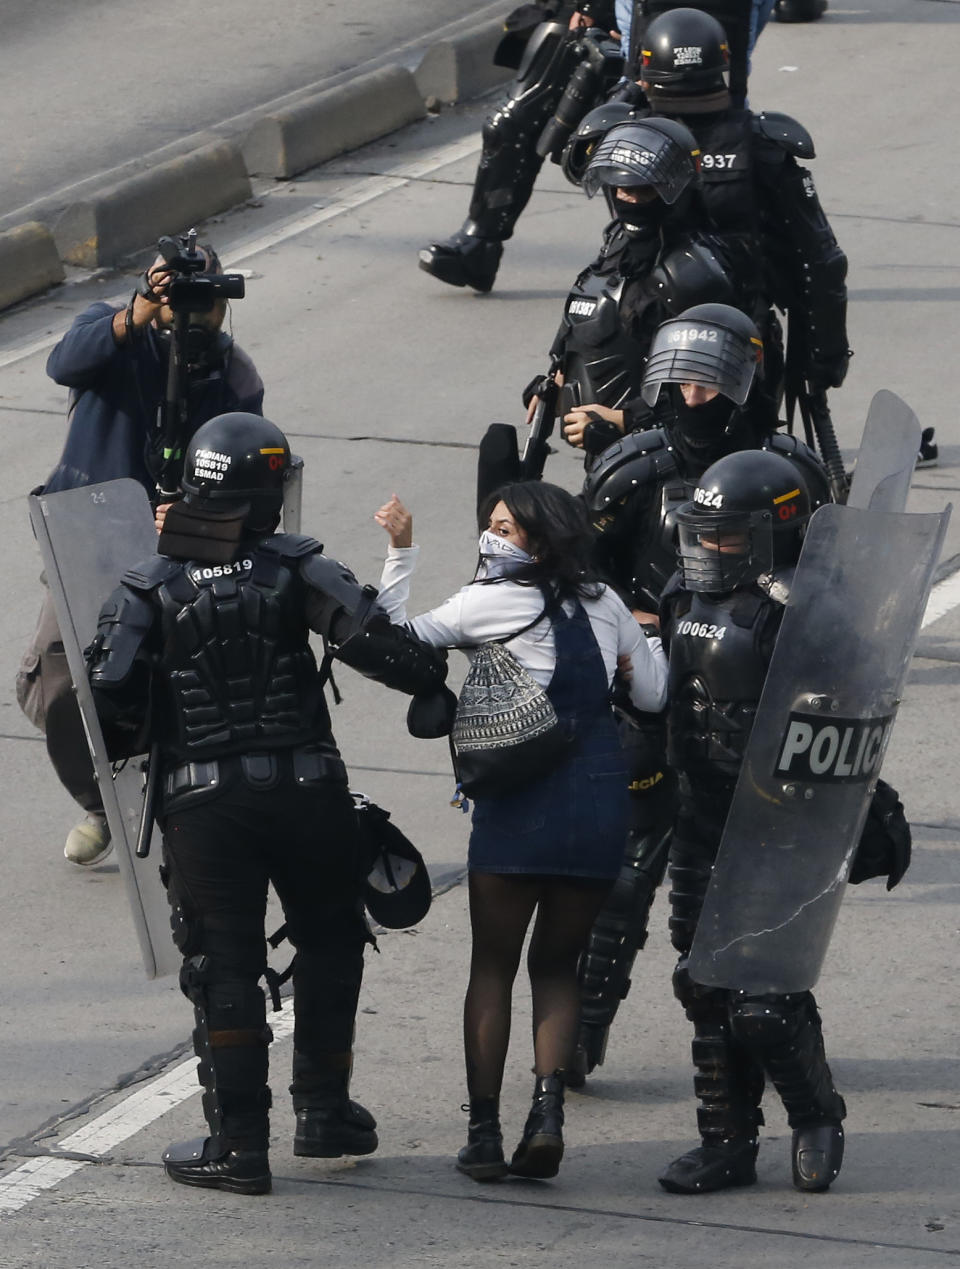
[0,18,514,306]
[414,17,513,104]
[242,64,427,180]
[0,222,64,310]
[52,141,253,270]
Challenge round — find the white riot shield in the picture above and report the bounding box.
[29,481,180,979]
[282,454,304,533]
[847,390,920,514]
[687,502,950,995]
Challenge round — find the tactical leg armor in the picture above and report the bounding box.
[575,826,671,1074]
[419,22,579,292]
[163,949,273,1195]
[658,964,764,1194]
[729,990,846,1191]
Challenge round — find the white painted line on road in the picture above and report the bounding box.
[922,565,960,628]
[0,134,482,373]
[0,1001,294,1217]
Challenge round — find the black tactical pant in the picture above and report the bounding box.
[161,759,370,1148]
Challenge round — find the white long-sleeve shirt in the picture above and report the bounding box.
[378,545,667,715]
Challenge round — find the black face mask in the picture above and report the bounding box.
[673,391,736,445]
[612,192,667,239]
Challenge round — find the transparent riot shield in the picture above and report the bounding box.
[847,390,920,514]
[687,502,950,996]
[29,480,180,979]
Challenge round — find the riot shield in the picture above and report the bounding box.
[688,501,950,995]
[283,454,304,533]
[29,480,180,979]
[847,390,920,514]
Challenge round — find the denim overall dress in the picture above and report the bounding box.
[468,597,630,880]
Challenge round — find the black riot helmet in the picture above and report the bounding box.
[676,449,811,592]
[642,303,763,408]
[583,118,701,232]
[181,412,291,528]
[638,8,731,106]
[560,100,637,187]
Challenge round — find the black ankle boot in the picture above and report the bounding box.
[792,1121,844,1191]
[163,1136,272,1195]
[509,1072,565,1179]
[291,1051,378,1158]
[457,1097,508,1181]
[658,1137,759,1195]
[418,229,503,293]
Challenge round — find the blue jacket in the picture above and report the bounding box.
[43,302,265,496]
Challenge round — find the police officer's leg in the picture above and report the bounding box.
[270,778,377,1158]
[573,723,674,1081]
[658,807,765,1194]
[419,22,575,292]
[729,990,846,1191]
[160,797,273,1195]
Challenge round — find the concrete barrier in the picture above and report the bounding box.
[242,65,426,180]
[52,141,252,269]
[414,18,513,105]
[0,222,64,309]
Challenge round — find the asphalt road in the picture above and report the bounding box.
[0,0,504,221]
[0,1,958,1264]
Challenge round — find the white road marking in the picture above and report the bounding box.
[0,1001,294,1216]
[0,135,482,373]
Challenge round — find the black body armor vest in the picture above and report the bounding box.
[134,545,337,763]
[665,585,784,779]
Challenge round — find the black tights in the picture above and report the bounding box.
[463,872,611,1100]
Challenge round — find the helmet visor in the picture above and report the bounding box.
[583,131,695,205]
[676,505,772,593]
[642,317,762,407]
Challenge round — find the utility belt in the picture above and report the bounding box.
[163,746,347,809]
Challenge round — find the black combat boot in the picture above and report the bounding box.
[792,1121,844,1192]
[775,0,827,20]
[418,225,503,294]
[659,1017,763,1195]
[163,1131,272,1196]
[291,1051,378,1158]
[456,1096,509,1181]
[509,1072,565,1179]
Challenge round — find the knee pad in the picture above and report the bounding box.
[728,992,812,1050]
[672,960,729,1019]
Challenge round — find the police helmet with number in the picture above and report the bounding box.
[583,118,701,207]
[642,303,763,408]
[181,412,292,524]
[676,449,811,592]
[639,8,730,101]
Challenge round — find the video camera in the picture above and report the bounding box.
[155,229,245,312]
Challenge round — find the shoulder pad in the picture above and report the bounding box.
[121,554,182,592]
[582,429,678,513]
[258,533,323,559]
[754,111,815,161]
[300,552,371,611]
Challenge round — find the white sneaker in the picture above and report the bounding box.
[64,814,113,866]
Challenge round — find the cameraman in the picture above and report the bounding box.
[17,242,264,868]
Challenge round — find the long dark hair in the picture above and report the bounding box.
[478,481,602,603]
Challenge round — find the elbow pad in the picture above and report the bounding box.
[87,585,155,689]
[335,617,449,697]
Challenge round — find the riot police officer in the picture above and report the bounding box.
[87,412,449,1195]
[658,448,845,1193]
[419,1,622,294]
[565,6,850,429]
[535,116,777,457]
[571,304,827,1081]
